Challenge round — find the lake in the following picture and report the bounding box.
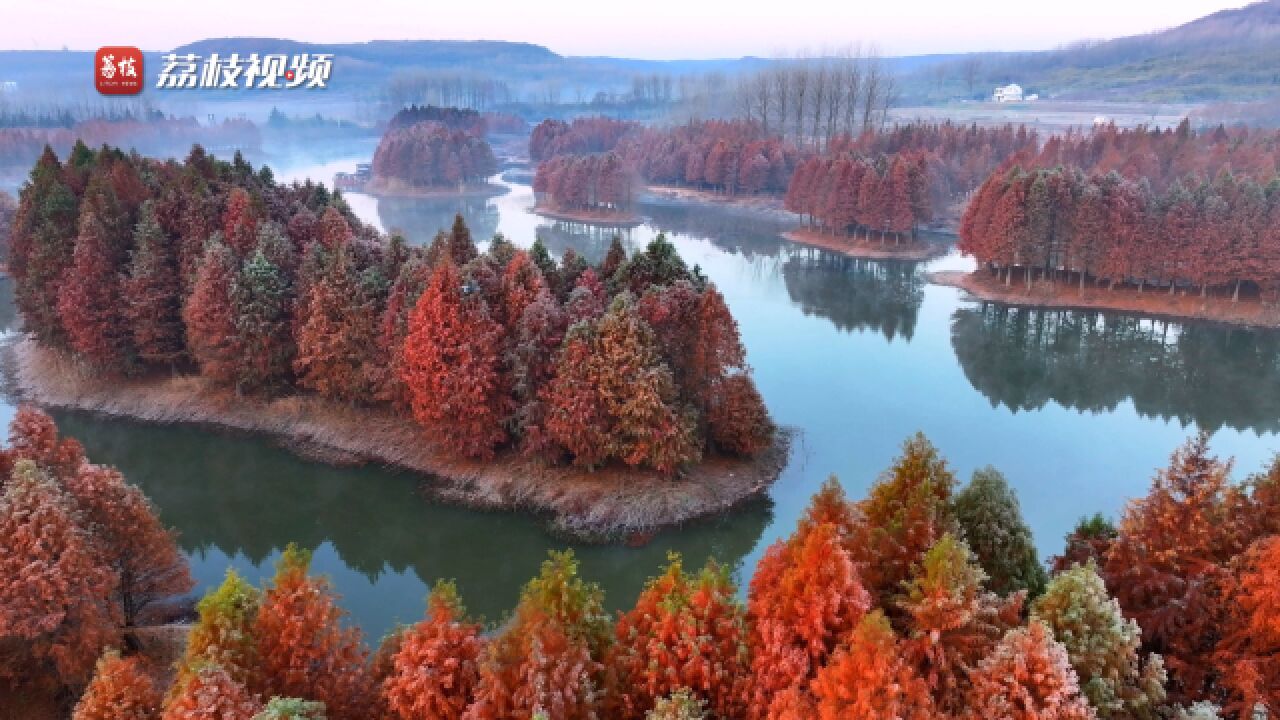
[4,151,1277,640]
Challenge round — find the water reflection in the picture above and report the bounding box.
[640,199,790,258]
[951,303,1280,434]
[376,194,502,245]
[782,251,925,341]
[46,411,770,637]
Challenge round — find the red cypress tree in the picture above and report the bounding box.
[73,650,161,720]
[608,555,751,719]
[466,552,610,720]
[748,521,870,717]
[182,237,243,385]
[962,621,1095,720]
[401,260,511,459]
[222,187,258,255]
[1218,536,1280,718]
[58,209,134,372]
[811,611,935,720]
[295,245,379,403]
[383,581,485,720]
[126,200,185,368]
[0,460,116,687]
[161,664,262,720]
[253,544,373,720]
[64,463,194,628]
[707,373,772,456]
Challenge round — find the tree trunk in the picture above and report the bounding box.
[1233,279,1241,303]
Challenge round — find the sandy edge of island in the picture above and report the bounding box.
[359,181,511,200]
[783,229,951,261]
[4,338,790,542]
[928,270,1280,329]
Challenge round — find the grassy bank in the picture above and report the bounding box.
[6,339,789,541]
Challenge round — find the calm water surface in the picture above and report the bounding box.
[4,151,1278,639]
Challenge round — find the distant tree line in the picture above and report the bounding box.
[960,123,1280,298]
[383,70,514,111]
[10,144,772,472]
[0,119,261,172]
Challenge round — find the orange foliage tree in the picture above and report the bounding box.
[1102,434,1245,701]
[899,534,1022,714]
[383,581,485,720]
[161,664,262,720]
[57,208,134,372]
[252,544,373,720]
[295,244,379,402]
[466,551,611,720]
[962,621,1096,720]
[608,555,751,719]
[402,260,511,459]
[73,650,161,720]
[64,463,193,627]
[0,460,116,687]
[747,479,870,717]
[1217,536,1280,718]
[810,611,935,720]
[182,236,243,386]
[852,432,958,610]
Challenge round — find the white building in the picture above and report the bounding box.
[0,81,17,94]
[993,83,1024,103]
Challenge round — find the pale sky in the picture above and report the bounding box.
[0,0,1256,59]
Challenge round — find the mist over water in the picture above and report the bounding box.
[5,145,1277,639]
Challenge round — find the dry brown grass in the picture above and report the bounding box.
[930,270,1280,329]
[530,205,643,227]
[7,339,789,541]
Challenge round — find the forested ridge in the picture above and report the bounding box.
[9,143,772,472]
[5,412,1279,719]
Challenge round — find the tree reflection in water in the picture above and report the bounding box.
[46,410,771,637]
[376,194,502,246]
[951,303,1280,434]
[781,250,925,342]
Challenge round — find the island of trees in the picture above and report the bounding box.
[951,122,1280,322]
[4,410,1278,719]
[9,143,777,530]
[368,106,500,195]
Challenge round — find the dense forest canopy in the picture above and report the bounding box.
[9,143,772,472]
[7,412,1280,718]
[370,122,498,189]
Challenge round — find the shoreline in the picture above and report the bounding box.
[929,270,1280,329]
[783,229,951,261]
[530,205,644,227]
[5,339,789,542]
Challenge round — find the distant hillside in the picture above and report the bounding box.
[906,0,1280,103]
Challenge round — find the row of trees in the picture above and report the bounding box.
[370,122,498,189]
[532,151,639,214]
[731,50,899,150]
[959,163,1280,298]
[61,430,1280,719]
[530,118,804,196]
[614,121,802,195]
[10,144,771,471]
[785,151,931,241]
